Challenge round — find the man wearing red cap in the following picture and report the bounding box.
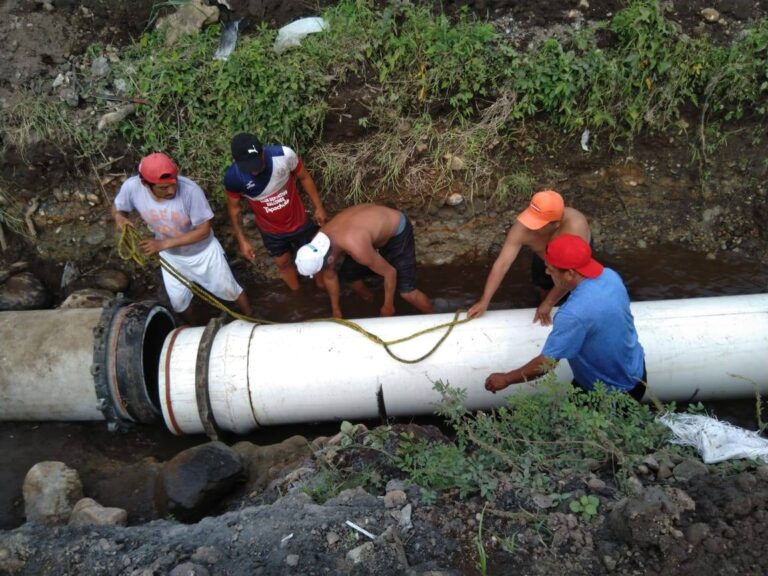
[112,152,253,324]
[224,133,328,290]
[468,190,591,325]
[484,235,646,400]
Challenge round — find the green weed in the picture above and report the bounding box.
[569,494,600,522]
[1,89,107,164]
[4,0,767,210]
[494,170,534,206]
[385,378,680,503]
[302,463,380,504]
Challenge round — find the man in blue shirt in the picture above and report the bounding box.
[484,234,647,401]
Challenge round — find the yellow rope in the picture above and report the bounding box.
[117,225,471,363]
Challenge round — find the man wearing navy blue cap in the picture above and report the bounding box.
[224,133,328,290]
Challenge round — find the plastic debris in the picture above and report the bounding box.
[659,413,768,464]
[274,17,328,54]
[345,520,376,540]
[213,19,241,61]
[580,128,590,152]
[61,261,79,290]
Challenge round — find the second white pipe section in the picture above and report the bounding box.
[159,294,768,435]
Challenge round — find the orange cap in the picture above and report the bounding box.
[516,190,565,230]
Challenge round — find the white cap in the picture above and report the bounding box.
[295,232,331,277]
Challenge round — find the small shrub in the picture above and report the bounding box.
[569,494,600,521]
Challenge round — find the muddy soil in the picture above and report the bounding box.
[2,0,768,575]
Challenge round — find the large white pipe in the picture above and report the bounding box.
[0,308,106,421]
[159,294,768,435]
[0,300,176,428]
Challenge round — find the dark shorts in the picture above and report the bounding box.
[338,213,418,293]
[259,219,319,258]
[571,360,647,402]
[531,237,595,291]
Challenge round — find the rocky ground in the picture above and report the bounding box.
[2,0,768,575]
[3,426,768,576]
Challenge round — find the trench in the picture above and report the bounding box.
[1,244,767,529]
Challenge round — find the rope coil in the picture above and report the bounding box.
[117,225,470,363]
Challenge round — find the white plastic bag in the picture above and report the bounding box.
[659,413,768,464]
[273,17,328,54]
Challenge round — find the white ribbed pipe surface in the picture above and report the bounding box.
[158,294,768,435]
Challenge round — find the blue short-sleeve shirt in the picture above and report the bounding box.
[542,268,645,391]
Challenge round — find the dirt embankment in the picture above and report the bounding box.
[2,2,768,575]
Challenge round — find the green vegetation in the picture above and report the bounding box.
[2,89,108,164]
[2,0,767,203]
[388,379,678,502]
[569,494,600,521]
[308,376,768,518]
[308,378,687,509]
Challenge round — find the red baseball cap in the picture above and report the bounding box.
[139,153,178,184]
[517,190,565,230]
[545,234,604,279]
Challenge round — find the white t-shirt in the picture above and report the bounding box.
[114,175,214,257]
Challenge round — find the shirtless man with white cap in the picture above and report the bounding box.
[295,204,432,319]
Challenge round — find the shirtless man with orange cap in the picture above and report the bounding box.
[468,190,591,325]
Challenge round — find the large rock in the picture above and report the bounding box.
[157,442,244,521]
[93,268,129,292]
[0,272,51,310]
[23,461,83,525]
[232,435,312,492]
[157,0,220,46]
[68,497,127,527]
[59,288,114,309]
[673,458,709,483]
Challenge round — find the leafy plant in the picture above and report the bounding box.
[385,378,682,504]
[569,494,600,521]
[4,0,768,211]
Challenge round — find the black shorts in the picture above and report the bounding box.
[531,252,554,291]
[571,360,647,402]
[338,215,418,293]
[259,219,319,258]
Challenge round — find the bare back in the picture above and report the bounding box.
[324,204,401,261]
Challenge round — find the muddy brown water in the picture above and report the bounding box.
[1,244,767,529]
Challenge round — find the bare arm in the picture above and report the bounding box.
[484,354,555,393]
[225,193,256,262]
[111,204,133,231]
[139,220,212,256]
[350,243,397,316]
[468,225,524,318]
[295,164,328,225]
[533,285,570,326]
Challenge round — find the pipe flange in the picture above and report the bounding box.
[195,316,225,440]
[92,296,131,431]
